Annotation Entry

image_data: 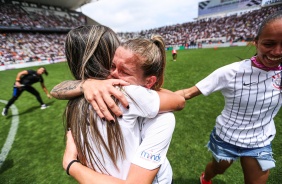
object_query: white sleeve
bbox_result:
[196,62,237,96]
[123,85,160,118]
[131,112,175,170]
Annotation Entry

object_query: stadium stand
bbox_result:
[0,0,90,67]
[1,0,281,68]
[117,4,282,49]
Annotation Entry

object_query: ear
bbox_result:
[144,76,157,89]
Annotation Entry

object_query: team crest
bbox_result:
[272,73,282,89]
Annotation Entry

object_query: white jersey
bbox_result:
[196,59,282,148]
[133,112,175,184]
[84,85,160,179]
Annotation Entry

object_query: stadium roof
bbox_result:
[18,0,92,10]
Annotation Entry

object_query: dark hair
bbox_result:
[39,66,48,76]
[255,10,282,41]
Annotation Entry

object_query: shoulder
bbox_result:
[208,60,247,80]
[215,61,244,73]
[26,70,36,75]
[121,85,160,118]
[196,60,246,95]
[123,85,158,97]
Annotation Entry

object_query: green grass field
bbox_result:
[0,46,281,184]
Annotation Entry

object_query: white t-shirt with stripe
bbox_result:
[196,59,282,148]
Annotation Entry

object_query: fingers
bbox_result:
[63,130,77,170]
[83,79,129,121]
[88,99,112,121]
[102,94,123,119]
[107,79,129,109]
[109,87,129,109]
[111,79,130,86]
[85,88,114,121]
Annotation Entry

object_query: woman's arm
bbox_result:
[51,79,130,121]
[40,82,52,99]
[68,163,158,184]
[15,70,28,81]
[157,88,185,112]
[63,131,157,184]
[175,86,202,100]
[50,80,82,100]
[14,70,28,87]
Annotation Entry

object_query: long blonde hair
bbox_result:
[64,25,125,173]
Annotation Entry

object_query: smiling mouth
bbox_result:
[267,56,282,61]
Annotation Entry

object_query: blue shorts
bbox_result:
[207,128,275,171]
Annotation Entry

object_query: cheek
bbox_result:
[256,45,267,54]
[110,69,117,76]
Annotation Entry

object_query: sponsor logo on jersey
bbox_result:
[140,150,161,163]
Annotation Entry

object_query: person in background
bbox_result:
[175,10,282,184]
[172,49,177,61]
[52,25,184,183]
[2,66,52,116]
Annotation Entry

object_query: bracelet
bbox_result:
[66,160,80,175]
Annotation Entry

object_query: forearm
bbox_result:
[15,70,27,81]
[42,87,49,95]
[50,80,83,99]
[157,88,185,112]
[69,162,155,184]
[175,86,202,100]
[15,74,21,81]
[69,162,125,184]
[64,131,154,184]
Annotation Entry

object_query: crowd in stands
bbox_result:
[0,3,85,29]
[0,3,281,66]
[0,32,65,65]
[118,5,282,48]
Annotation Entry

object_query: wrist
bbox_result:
[66,160,80,175]
[80,80,86,94]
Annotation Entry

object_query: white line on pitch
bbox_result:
[0,100,19,168]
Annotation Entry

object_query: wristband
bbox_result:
[66,160,79,175]
[16,79,20,82]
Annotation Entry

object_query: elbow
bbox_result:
[50,90,59,99]
[176,97,186,111]
[50,90,55,97]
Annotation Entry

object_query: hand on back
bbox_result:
[83,79,130,121]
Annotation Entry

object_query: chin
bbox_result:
[262,57,280,67]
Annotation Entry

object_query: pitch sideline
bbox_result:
[0,99,19,168]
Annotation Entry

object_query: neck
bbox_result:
[251,56,282,71]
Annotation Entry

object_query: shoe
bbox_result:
[199,173,212,184]
[2,108,8,116]
[41,104,48,109]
